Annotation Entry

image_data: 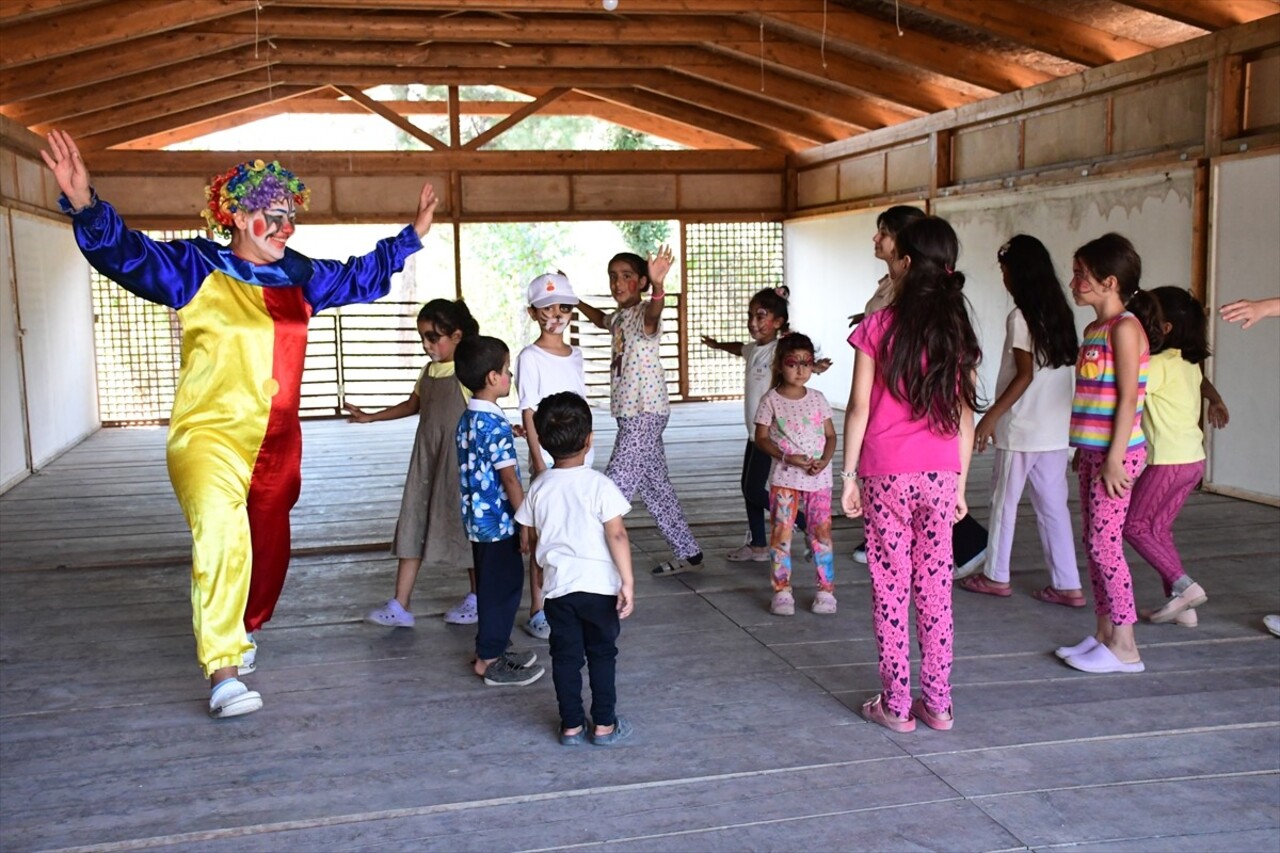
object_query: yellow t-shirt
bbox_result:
[419,360,472,403]
[1141,349,1204,465]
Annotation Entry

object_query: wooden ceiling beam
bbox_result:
[3,53,269,127]
[576,88,806,152]
[85,148,788,176]
[757,8,1050,93]
[269,1,815,12]
[214,8,741,43]
[636,74,853,145]
[1118,0,1279,30]
[0,0,270,69]
[335,85,449,150]
[514,89,754,149]
[894,0,1152,66]
[0,32,259,103]
[0,0,111,26]
[74,86,327,151]
[461,87,569,150]
[708,38,974,114]
[42,74,289,139]
[663,61,897,129]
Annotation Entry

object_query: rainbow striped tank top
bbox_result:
[1069,312,1148,450]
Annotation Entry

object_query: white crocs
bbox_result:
[209,679,263,719]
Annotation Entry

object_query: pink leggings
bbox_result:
[1076,447,1146,625]
[1123,460,1204,596]
[863,471,956,719]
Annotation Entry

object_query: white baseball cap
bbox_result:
[527,273,579,308]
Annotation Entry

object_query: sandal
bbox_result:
[1032,586,1086,608]
[652,558,698,577]
[911,697,954,731]
[956,575,1012,598]
[859,693,915,733]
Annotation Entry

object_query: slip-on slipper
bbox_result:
[911,697,954,731]
[1033,586,1086,608]
[1054,636,1101,660]
[860,693,915,733]
[592,717,633,746]
[1064,643,1144,674]
[957,575,1012,597]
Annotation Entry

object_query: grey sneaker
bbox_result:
[483,656,545,686]
[592,717,634,746]
[503,648,538,669]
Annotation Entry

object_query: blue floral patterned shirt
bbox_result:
[456,398,520,542]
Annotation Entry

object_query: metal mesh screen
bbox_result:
[683,221,784,400]
[90,230,191,425]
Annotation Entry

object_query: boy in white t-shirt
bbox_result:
[514,392,636,747]
[516,272,593,641]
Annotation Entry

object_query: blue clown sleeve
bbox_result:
[64,194,212,310]
[303,225,423,313]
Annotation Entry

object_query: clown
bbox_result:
[42,130,439,718]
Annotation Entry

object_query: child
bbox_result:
[576,246,703,576]
[514,392,636,746]
[1125,287,1229,627]
[515,272,592,641]
[847,205,928,565]
[842,216,980,732]
[1055,233,1162,675]
[455,335,544,686]
[703,288,830,562]
[346,299,478,628]
[753,334,837,615]
[959,235,1083,606]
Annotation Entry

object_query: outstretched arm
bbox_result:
[41,130,92,211]
[1220,297,1280,330]
[575,300,609,330]
[700,336,745,357]
[344,391,419,423]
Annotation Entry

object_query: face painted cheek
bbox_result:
[542,315,569,334]
[251,218,267,238]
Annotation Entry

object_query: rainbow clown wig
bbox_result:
[202,159,310,239]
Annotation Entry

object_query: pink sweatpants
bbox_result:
[863,471,956,719]
[1123,460,1204,596]
[1076,447,1146,626]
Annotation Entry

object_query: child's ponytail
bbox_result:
[1150,286,1210,363]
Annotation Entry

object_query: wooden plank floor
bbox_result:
[1,402,1277,852]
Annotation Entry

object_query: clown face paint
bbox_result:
[244,199,297,262]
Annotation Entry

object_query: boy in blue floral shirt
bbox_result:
[455,335,545,687]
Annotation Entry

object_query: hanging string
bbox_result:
[254,0,261,58]
[895,0,905,37]
[821,0,828,69]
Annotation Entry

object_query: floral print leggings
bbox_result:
[863,471,957,719]
[768,485,834,592]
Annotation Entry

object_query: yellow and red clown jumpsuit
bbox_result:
[66,195,422,678]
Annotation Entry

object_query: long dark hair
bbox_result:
[770,332,815,388]
[750,286,790,333]
[879,217,983,434]
[877,205,927,238]
[419,298,479,338]
[1151,286,1210,363]
[998,235,1078,368]
[1074,233,1163,352]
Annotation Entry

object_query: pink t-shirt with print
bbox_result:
[754,387,833,492]
[847,309,961,478]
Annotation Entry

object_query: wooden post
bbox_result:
[1190,160,1210,304]
[677,221,689,401]
[448,86,461,149]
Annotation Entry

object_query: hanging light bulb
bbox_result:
[602,0,618,10]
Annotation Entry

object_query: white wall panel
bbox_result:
[1207,153,1280,503]
[0,209,29,491]
[9,211,98,468]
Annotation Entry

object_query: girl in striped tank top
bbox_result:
[1056,233,1163,675]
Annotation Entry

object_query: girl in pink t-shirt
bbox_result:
[841,217,981,733]
[753,333,837,616]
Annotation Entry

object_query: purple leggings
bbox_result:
[863,471,956,719]
[1123,460,1204,596]
[1076,447,1146,625]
